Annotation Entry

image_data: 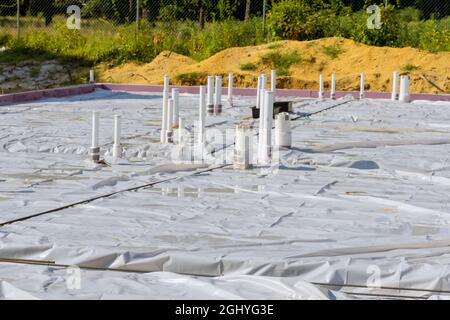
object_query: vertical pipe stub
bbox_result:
[275,112,292,148]
[89,70,95,84]
[392,71,399,101]
[331,74,336,100]
[163,74,170,92]
[214,75,223,115]
[234,124,253,170]
[178,117,185,145]
[359,73,365,100]
[161,89,169,143]
[259,90,274,164]
[399,75,410,103]
[90,111,100,163]
[207,76,215,115]
[256,75,262,109]
[319,74,324,100]
[172,88,179,126]
[166,99,174,143]
[227,73,233,106]
[112,115,122,160]
[198,85,206,146]
[271,70,277,97]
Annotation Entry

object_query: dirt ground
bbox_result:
[99,37,450,94]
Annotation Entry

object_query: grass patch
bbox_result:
[401,63,420,72]
[277,69,291,76]
[240,63,257,71]
[321,44,343,59]
[260,50,301,69]
[266,43,282,49]
[175,72,208,85]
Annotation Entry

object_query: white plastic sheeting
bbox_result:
[1,90,450,299]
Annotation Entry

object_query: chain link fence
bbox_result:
[1,1,448,39]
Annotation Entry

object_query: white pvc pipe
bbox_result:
[90,111,100,162]
[234,124,252,170]
[91,111,99,148]
[275,112,291,148]
[163,74,170,92]
[160,90,169,143]
[214,75,222,114]
[207,75,214,114]
[227,73,233,106]
[392,71,399,100]
[166,99,174,143]
[113,115,122,159]
[178,117,184,144]
[172,88,179,126]
[331,74,336,100]
[89,70,95,83]
[256,76,262,109]
[271,70,276,96]
[359,73,365,100]
[260,90,274,164]
[399,75,410,103]
[198,86,206,145]
[319,74,324,100]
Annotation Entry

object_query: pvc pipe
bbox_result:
[163,74,170,92]
[198,86,206,145]
[260,90,274,164]
[207,76,214,115]
[359,73,365,100]
[112,115,122,160]
[214,75,222,115]
[256,76,262,109]
[275,112,291,148]
[90,111,100,163]
[178,117,184,144]
[160,89,169,143]
[399,75,410,103]
[391,71,399,100]
[172,88,179,126]
[89,70,95,83]
[319,74,324,100]
[234,124,253,170]
[227,73,233,106]
[331,74,336,100]
[166,99,174,143]
[271,70,276,96]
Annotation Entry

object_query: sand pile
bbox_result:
[99,37,450,94]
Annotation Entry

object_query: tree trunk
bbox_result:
[245,0,251,21]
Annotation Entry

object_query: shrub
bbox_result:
[260,50,301,69]
[321,44,343,59]
[240,63,257,71]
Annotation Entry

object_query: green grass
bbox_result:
[321,44,343,59]
[175,72,208,85]
[401,63,420,72]
[266,43,282,49]
[260,50,301,69]
[240,63,257,71]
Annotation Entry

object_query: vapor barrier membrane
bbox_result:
[1,89,450,299]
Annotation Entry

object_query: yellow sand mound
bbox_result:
[98,37,450,94]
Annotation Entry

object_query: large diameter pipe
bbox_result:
[359,73,365,100]
[207,76,214,115]
[234,124,253,170]
[331,74,336,100]
[275,112,291,148]
[172,88,179,126]
[391,71,399,100]
[399,75,410,103]
[198,85,206,145]
[214,75,222,115]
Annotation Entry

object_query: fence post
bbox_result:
[136,0,140,36]
[262,0,267,39]
[16,0,20,39]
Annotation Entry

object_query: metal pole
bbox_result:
[136,0,140,35]
[262,0,266,38]
[16,0,20,39]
